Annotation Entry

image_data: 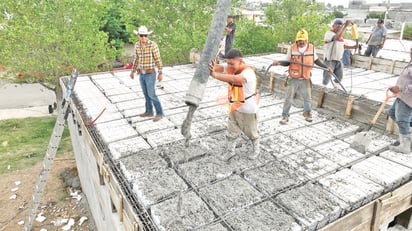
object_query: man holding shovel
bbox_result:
[272,29,331,124]
[387,47,412,154]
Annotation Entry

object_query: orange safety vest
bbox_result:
[289,44,314,79]
[226,66,258,112]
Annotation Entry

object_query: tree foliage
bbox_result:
[100,0,130,51]
[264,0,332,47]
[120,0,243,65]
[0,0,117,85]
[0,0,337,89]
[234,19,275,55]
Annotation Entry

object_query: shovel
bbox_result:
[350,89,396,153]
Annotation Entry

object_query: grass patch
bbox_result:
[0,116,72,174]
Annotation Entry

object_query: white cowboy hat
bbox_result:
[133,26,153,36]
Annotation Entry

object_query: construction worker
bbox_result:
[322,19,352,87]
[387,47,412,154]
[224,15,236,58]
[364,19,387,58]
[209,48,260,161]
[273,29,331,124]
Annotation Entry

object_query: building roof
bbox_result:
[67,51,412,230]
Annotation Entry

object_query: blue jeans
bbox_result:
[282,78,311,117]
[342,50,351,66]
[139,72,163,116]
[323,60,343,86]
[364,45,380,57]
[387,98,412,135]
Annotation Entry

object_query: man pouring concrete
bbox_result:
[387,47,412,154]
[209,48,260,161]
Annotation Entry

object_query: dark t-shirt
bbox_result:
[225,22,236,51]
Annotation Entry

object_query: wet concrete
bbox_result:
[69,53,412,230]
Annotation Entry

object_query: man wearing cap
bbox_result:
[130,25,164,122]
[322,19,352,87]
[209,48,260,161]
[224,15,236,58]
[273,29,331,124]
[364,19,387,57]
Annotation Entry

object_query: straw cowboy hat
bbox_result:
[133,26,153,36]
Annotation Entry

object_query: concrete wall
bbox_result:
[67,112,125,231]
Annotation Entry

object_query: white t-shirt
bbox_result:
[324,30,345,61]
[236,68,259,114]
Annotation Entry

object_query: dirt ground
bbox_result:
[0,151,96,231]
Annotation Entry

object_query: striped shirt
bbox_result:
[132,40,163,73]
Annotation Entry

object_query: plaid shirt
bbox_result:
[132,40,163,73]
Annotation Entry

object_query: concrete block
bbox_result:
[351,156,412,192]
[145,128,185,147]
[95,119,138,143]
[119,149,168,181]
[243,160,305,196]
[313,140,364,167]
[284,126,333,147]
[261,133,306,158]
[380,150,412,168]
[132,168,188,208]
[281,149,340,179]
[226,200,303,231]
[275,182,348,231]
[108,136,151,160]
[198,175,264,216]
[177,155,232,188]
[318,168,384,210]
[150,191,215,231]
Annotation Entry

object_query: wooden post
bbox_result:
[372,199,383,231]
[317,87,326,108]
[386,117,395,134]
[269,72,275,93]
[390,60,396,74]
[345,95,355,119]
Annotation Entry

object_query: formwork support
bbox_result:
[345,95,355,119]
[320,181,412,231]
[269,72,275,93]
[317,87,326,108]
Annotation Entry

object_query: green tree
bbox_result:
[120,0,242,65]
[100,0,129,51]
[0,0,117,89]
[264,0,332,47]
[234,18,275,55]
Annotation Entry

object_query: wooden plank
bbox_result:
[319,201,375,231]
[103,161,146,231]
[371,58,395,73]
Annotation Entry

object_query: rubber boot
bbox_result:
[390,134,411,154]
[249,138,260,160]
[219,138,236,162]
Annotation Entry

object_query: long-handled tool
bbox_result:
[350,88,397,154]
[278,60,347,93]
